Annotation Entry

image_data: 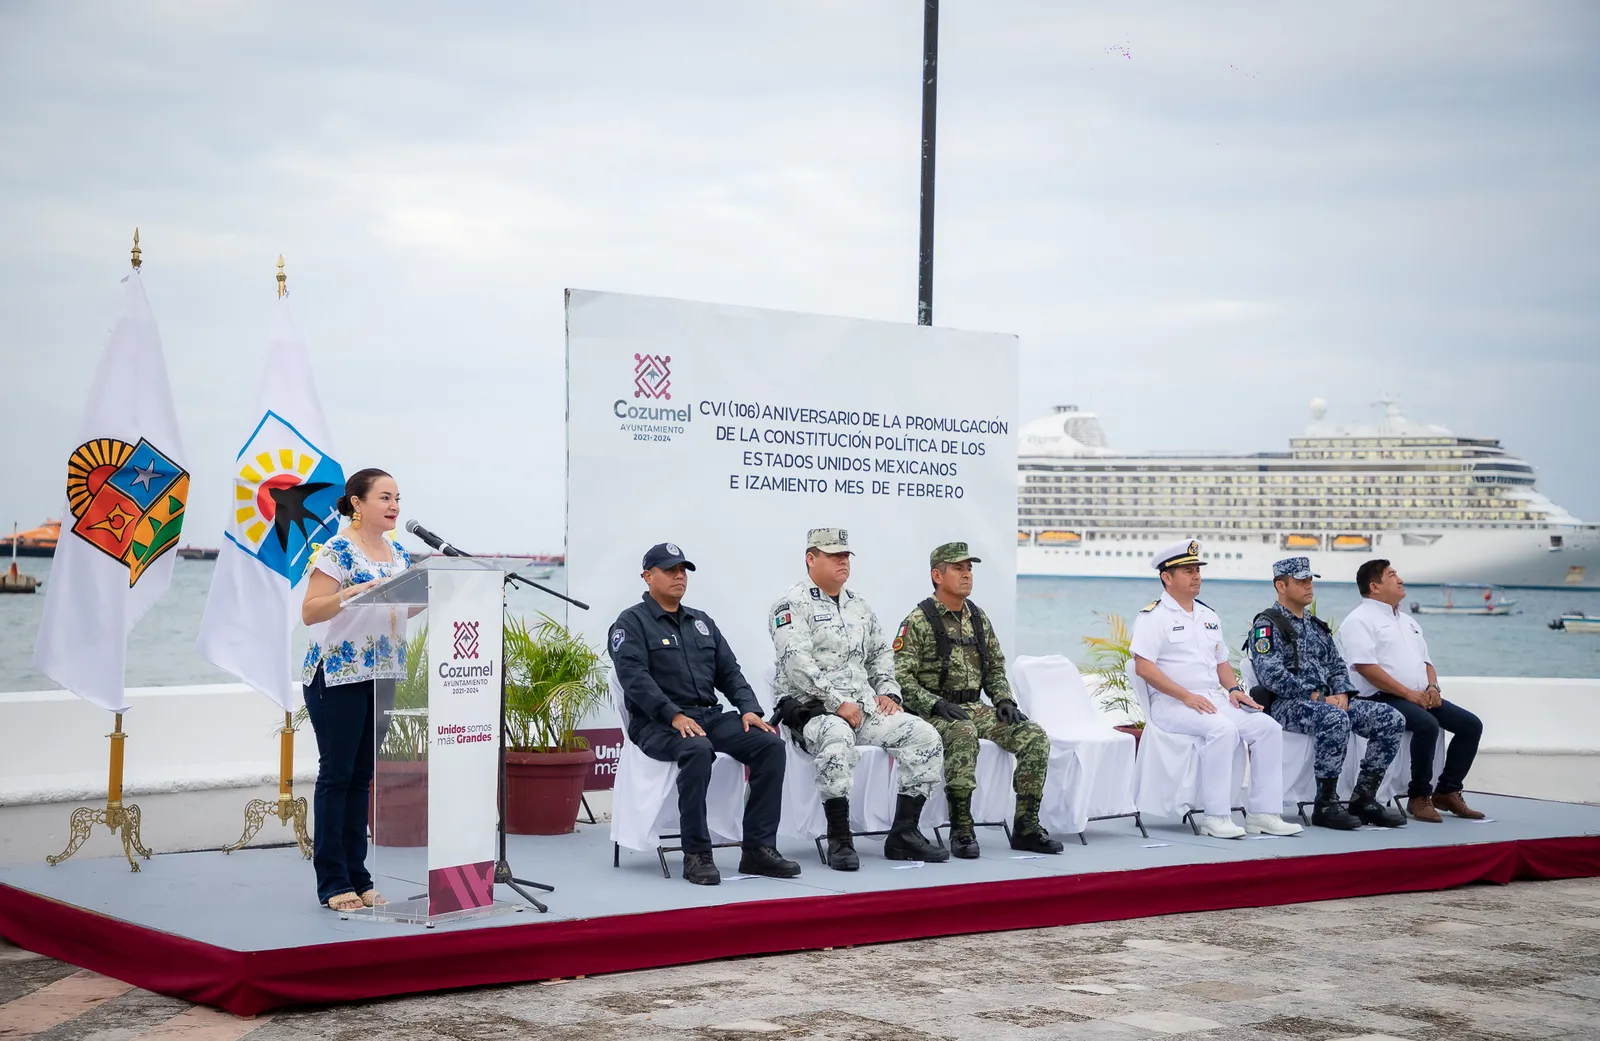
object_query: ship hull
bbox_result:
[0,544,55,558]
[1018,524,1600,589]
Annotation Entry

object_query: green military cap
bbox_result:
[930,541,981,566]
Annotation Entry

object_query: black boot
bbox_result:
[1349,772,1407,828]
[739,845,802,878]
[883,793,949,862]
[1009,794,1065,854]
[946,790,980,859]
[680,851,721,886]
[822,796,858,871]
[1311,777,1363,830]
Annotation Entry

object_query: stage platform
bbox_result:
[2,793,1598,1016]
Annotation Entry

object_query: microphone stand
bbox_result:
[419,536,590,914]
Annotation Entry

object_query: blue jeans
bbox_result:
[303,669,376,904]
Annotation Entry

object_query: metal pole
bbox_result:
[916,0,939,326]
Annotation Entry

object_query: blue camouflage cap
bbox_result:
[1272,556,1319,580]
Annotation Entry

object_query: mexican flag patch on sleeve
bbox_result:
[891,622,908,652]
[1252,622,1272,654]
[773,610,793,629]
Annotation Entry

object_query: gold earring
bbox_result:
[352,510,362,531]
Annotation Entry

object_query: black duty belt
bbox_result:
[940,689,981,704]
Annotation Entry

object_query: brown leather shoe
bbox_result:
[1407,795,1443,823]
[1433,790,1486,819]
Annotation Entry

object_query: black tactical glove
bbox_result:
[930,699,970,721]
[994,699,1028,725]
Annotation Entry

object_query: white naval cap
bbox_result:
[1152,538,1206,571]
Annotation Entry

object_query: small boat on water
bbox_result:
[0,519,59,558]
[1549,613,1600,634]
[2,524,39,593]
[1410,584,1518,616]
[177,547,220,561]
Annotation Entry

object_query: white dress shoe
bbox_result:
[1245,812,1304,836]
[1197,814,1246,839]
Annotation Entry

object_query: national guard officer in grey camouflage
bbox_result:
[768,528,948,871]
[1247,557,1407,830]
[894,542,1063,858]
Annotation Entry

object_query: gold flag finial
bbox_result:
[276,254,287,298]
[131,228,142,270]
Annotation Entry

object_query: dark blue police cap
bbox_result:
[642,542,696,571]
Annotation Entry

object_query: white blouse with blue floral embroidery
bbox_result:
[301,534,413,687]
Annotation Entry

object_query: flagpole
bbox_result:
[45,232,157,873]
[224,254,312,859]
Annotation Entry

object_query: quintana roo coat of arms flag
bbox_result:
[197,299,345,711]
[34,270,189,713]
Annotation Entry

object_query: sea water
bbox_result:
[0,559,1596,692]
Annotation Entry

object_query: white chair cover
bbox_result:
[1011,655,1136,836]
[1240,657,1316,811]
[607,672,747,855]
[918,739,1017,832]
[1126,659,1246,821]
[757,667,899,841]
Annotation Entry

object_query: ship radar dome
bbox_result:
[1309,397,1327,420]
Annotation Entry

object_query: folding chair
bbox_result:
[607,673,747,878]
[1239,657,1319,824]
[1126,660,1246,834]
[916,738,1016,850]
[760,667,899,865]
[1011,655,1144,843]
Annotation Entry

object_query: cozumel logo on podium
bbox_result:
[225,411,344,584]
[66,437,190,587]
[633,353,672,399]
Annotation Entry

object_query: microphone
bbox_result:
[404,519,468,557]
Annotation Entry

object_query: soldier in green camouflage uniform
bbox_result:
[894,543,1064,858]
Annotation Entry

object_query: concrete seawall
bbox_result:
[2,676,1596,866]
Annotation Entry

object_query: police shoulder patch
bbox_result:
[1139,599,1160,614]
[610,628,626,651]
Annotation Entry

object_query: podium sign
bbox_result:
[349,556,513,925]
[424,566,502,915]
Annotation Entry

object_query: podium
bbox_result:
[343,556,528,925]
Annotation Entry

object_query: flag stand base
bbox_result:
[47,713,152,872]
[224,714,312,858]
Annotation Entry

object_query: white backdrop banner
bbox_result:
[566,290,1018,727]
[425,566,502,915]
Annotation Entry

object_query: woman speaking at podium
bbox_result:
[299,467,412,912]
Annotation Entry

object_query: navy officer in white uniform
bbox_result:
[1130,539,1302,839]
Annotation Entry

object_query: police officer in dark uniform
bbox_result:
[608,542,800,885]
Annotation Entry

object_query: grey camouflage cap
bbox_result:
[806,528,852,554]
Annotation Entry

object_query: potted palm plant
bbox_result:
[502,614,609,835]
[1082,611,1144,747]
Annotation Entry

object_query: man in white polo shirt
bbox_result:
[1130,539,1302,839]
[1339,559,1485,823]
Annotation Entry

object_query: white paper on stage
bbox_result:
[424,567,502,914]
[566,290,1018,727]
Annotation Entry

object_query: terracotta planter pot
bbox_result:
[1114,724,1144,751]
[505,748,596,835]
[371,759,428,847]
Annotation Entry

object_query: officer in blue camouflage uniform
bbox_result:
[1247,557,1407,829]
[894,542,1063,859]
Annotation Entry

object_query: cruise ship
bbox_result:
[1017,399,1599,588]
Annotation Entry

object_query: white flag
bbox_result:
[196,299,344,710]
[33,271,189,712]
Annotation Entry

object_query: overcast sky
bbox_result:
[3,1,1597,553]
